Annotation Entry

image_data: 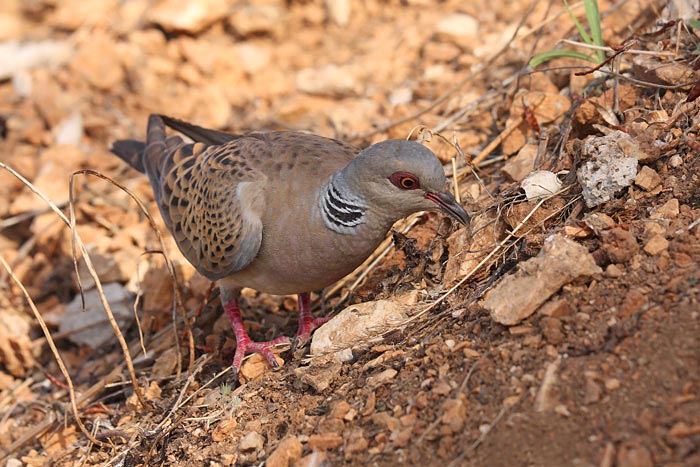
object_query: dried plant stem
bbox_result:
[0,256,108,448]
[66,173,148,410]
[451,157,461,204]
[0,162,149,411]
[153,355,215,432]
[1,361,127,461]
[558,39,674,56]
[70,169,193,376]
[470,116,524,167]
[0,377,33,415]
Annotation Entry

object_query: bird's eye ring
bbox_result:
[389,171,420,190]
[400,177,416,189]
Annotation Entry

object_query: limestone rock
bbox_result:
[483,235,601,325]
[577,132,639,207]
[521,170,562,201]
[310,300,414,360]
[148,0,230,34]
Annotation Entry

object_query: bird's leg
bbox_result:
[296,292,331,342]
[223,299,290,372]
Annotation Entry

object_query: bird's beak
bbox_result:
[425,190,470,225]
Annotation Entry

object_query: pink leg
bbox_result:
[224,300,290,372]
[296,292,331,342]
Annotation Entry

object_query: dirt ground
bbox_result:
[1,0,699,466]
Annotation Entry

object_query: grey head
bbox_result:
[334,139,470,226]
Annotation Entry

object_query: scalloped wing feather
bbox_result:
[148,135,267,280]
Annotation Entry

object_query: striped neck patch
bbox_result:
[320,179,366,234]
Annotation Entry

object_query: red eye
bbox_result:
[389,172,420,190]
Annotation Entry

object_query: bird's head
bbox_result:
[349,140,470,225]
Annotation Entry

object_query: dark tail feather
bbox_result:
[110,114,167,173]
[141,114,169,182]
[160,114,239,145]
[110,140,146,173]
[146,114,167,146]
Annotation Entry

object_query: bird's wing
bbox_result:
[160,114,243,145]
[143,116,269,280]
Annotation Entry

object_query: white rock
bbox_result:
[325,0,350,26]
[310,300,413,360]
[521,170,562,201]
[436,13,479,39]
[0,40,73,80]
[60,283,134,348]
[577,132,639,207]
[235,43,271,74]
[54,111,83,146]
[11,70,32,97]
[296,64,357,96]
[389,86,413,107]
[669,154,683,167]
[147,0,229,34]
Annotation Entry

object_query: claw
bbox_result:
[225,299,291,373]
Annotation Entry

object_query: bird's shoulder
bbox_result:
[165,131,358,182]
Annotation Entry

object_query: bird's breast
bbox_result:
[221,198,389,295]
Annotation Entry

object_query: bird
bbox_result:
[111,114,470,376]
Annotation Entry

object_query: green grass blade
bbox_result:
[529,49,598,68]
[584,0,605,62]
[563,0,592,44]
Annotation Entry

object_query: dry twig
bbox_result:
[0,256,108,449]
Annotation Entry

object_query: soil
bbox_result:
[1,0,699,466]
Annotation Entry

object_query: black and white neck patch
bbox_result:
[320,179,366,234]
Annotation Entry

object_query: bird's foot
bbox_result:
[232,334,291,373]
[288,292,331,356]
[224,299,291,375]
[295,315,332,343]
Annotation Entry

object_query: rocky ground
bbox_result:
[1,0,699,465]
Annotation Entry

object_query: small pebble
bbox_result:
[576,312,591,322]
[669,154,683,167]
[605,378,621,391]
[239,431,264,452]
[605,264,623,277]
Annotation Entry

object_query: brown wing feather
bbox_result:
[155,140,266,280]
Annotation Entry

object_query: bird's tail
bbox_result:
[110,115,167,174]
[110,139,146,173]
